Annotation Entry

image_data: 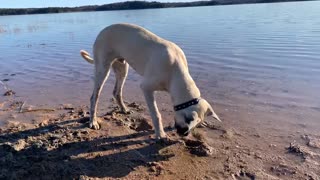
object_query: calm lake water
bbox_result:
[0,1,319,131]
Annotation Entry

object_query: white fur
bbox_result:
[80,23,220,139]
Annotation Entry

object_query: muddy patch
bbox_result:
[103,103,153,132]
[128,116,153,131]
[127,102,145,112]
[287,142,307,159]
[302,135,320,149]
[270,164,297,176]
[287,141,320,165]
[232,169,256,180]
[183,139,215,157]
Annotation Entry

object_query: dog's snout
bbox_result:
[175,124,189,136]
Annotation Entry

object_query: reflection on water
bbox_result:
[0,1,319,129]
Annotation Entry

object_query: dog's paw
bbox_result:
[120,108,131,114]
[154,132,167,140]
[89,121,101,130]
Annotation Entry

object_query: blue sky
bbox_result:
[1,0,198,8]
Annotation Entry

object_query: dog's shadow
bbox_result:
[0,117,176,179]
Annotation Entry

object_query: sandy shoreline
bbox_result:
[1,1,320,179]
[1,86,320,179]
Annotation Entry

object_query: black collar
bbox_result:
[174,98,200,111]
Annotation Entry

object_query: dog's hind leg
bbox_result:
[112,59,129,113]
[89,53,113,130]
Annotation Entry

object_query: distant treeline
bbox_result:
[0,0,314,16]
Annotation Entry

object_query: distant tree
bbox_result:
[0,0,315,16]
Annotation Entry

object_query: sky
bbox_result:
[1,0,198,8]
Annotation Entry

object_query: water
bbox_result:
[0,1,319,130]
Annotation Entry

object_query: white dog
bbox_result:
[80,23,220,139]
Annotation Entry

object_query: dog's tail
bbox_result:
[80,50,94,64]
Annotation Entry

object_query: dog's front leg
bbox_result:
[141,83,166,139]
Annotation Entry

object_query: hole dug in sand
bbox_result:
[182,131,215,157]
[128,117,153,132]
[183,139,214,157]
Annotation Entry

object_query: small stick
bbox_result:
[22,108,55,113]
[19,101,26,113]
[0,80,9,90]
[1,80,16,97]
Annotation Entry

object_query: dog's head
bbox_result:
[174,99,221,136]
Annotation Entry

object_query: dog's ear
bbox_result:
[203,100,221,122]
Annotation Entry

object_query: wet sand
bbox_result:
[1,84,320,179]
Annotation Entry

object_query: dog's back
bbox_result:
[94,23,188,76]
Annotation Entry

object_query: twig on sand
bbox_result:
[21,108,56,113]
[19,101,26,113]
[0,80,9,90]
[1,80,16,96]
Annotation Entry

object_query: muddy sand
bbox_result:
[0,95,319,180]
